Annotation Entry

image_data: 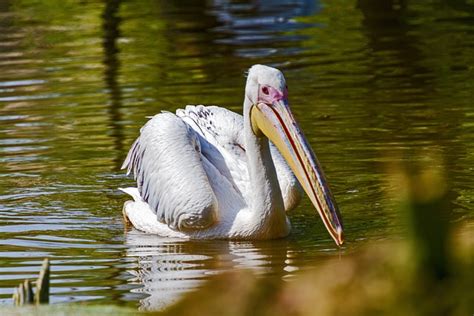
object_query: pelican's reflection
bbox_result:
[124,229,297,311]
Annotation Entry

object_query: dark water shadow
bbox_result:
[102,0,125,170]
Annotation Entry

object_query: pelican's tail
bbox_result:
[119,187,143,203]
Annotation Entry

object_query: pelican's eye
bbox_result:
[262,86,269,95]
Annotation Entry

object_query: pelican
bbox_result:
[120,64,344,245]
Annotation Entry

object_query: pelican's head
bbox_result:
[245,64,344,246]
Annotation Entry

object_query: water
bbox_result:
[0,0,473,310]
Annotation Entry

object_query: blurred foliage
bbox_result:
[162,238,472,316]
[161,214,472,315]
[4,161,472,315]
[3,225,471,315]
[0,304,136,316]
[159,159,473,315]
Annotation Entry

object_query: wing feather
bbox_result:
[122,112,218,231]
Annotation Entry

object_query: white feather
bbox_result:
[121,66,303,240]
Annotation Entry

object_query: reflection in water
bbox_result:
[125,229,295,311]
[357,0,432,91]
[357,0,468,218]
[102,0,124,169]
[211,0,318,26]
[210,0,319,57]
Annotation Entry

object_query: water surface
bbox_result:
[0,0,473,309]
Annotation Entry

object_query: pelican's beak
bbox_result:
[251,99,344,246]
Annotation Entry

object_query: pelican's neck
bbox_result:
[243,101,286,232]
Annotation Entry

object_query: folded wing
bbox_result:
[122,112,218,231]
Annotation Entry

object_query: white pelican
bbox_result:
[121,64,344,245]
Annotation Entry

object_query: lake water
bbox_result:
[0,0,473,310]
